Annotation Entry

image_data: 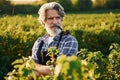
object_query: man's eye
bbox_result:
[47,17,61,20]
[56,17,61,19]
[47,17,53,20]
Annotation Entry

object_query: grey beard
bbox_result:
[46,27,62,37]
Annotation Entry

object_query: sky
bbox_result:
[10,0,41,4]
[11,0,35,1]
[12,0,36,1]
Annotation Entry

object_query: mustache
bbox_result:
[50,24,62,30]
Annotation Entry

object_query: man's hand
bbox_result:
[34,63,52,76]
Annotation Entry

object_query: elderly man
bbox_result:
[32,2,78,76]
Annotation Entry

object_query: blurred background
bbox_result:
[0,0,120,15]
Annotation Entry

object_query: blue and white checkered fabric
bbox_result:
[32,32,78,63]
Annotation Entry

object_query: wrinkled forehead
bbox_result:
[45,9,61,18]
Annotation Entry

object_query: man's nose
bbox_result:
[53,18,58,24]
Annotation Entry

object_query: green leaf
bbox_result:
[22,68,32,77]
[14,64,22,69]
[12,59,23,65]
[116,65,120,73]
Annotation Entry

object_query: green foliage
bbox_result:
[54,55,82,80]
[78,0,92,11]
[0,13,120,79]
[107,43,120,79]
[0,0,13,14]
[59,0,73,11]
[106,0,120,9]
[47,47,59,65]
[0,55,10,79]
[48,47,59,56]
[13,4,39,14]
[0,14,44,79]
[4,43,120,80]
[4,56,36,80]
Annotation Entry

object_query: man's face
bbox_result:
[43,9,63,36]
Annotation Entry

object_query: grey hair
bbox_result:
[38,2,65,25]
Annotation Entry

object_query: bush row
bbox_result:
[4,43,120,80]
[0,13,120,79]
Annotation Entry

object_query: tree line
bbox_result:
[0,0,120,14]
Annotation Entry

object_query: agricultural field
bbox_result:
[0,12,120,79]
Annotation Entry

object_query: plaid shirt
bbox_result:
[32,32,78,63]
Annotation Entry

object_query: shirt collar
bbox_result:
[42,34,49,43]
[42,31,63,42]
[53,31,63,41]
